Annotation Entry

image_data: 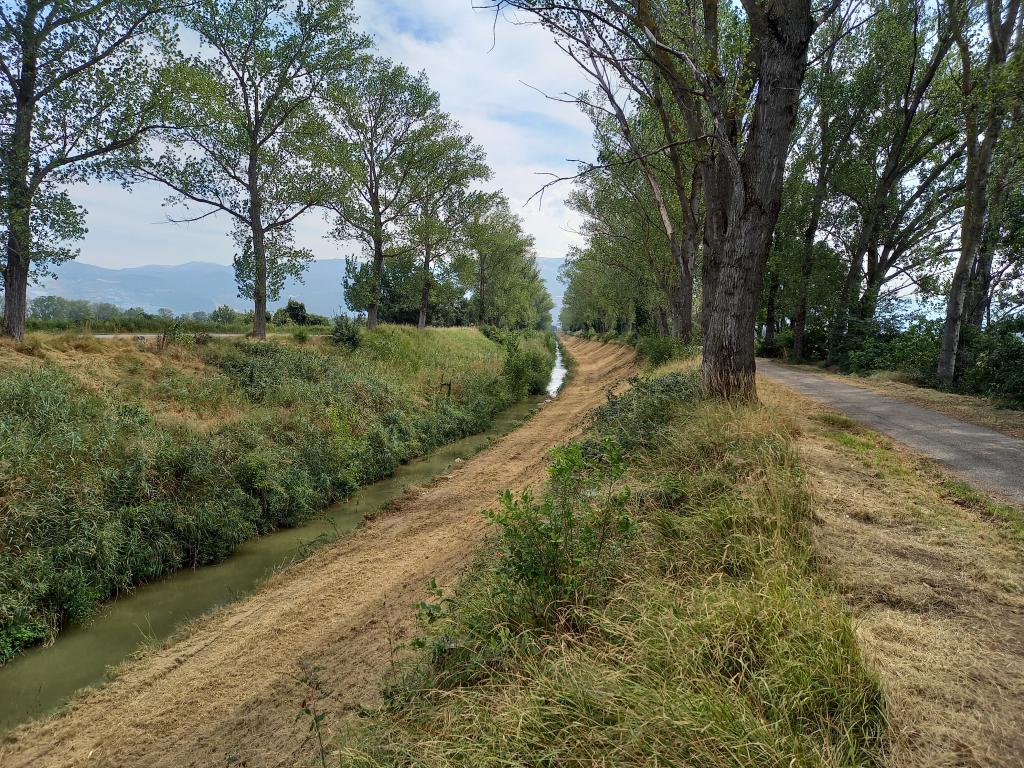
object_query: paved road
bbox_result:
[759,360,1024,505]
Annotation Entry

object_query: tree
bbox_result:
[825,0,963,360]
[327,57,447,330]
[138,0,366,338]
[492,0,820,399]
[938,0,1022,381]
[407,134,490,329]
[0,0,172,339]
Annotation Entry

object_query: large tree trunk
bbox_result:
[367,235,384,331]
[2,230,30,341]
[2,45,37,342]
[418,242,431,330]
[701,3,814,400]
[248,158,268,340]
[669,265,693,343]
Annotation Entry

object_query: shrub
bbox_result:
[478,324,506,344]
[842,317,942,382]
[329,315,362,350]
[501,334,555,397]
[636,334,677,365]
[484,438,632,630]
[291,328,310,344]
[959,318,1024,404]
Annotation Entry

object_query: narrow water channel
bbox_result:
[0,348,566,734]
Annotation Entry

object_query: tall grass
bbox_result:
[337,369,887,767]
[0,326,555,663]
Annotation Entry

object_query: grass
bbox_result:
[0,326,555,664]
[333,366,888,767]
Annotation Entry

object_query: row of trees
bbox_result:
[507,0,1021,399]
[1,0,552,342]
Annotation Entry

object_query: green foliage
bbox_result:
[484,439,632,629]
[635,334,682,365]
[500,332,556,398]
[24,295,330,334]
[837,316,1024,404]
[958,318,1024,404]
[635,334,675,364]
[329,315,363,350]
[842,318,943,382]
[338,370,886,766]
[0,327,553,662]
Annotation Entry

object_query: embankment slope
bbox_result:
[0,337,638,768]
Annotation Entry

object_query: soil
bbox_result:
[0,336,638,768]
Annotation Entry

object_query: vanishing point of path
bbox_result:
[0,337,639,768]
[759,360,1024,505]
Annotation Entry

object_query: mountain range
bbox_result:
[29,257,566,320]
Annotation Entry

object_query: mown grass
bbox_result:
[0,326,555,663]
[335,368,887,767]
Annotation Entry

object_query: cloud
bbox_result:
[71,2,592,269]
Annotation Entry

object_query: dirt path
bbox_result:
[0,337,639,768]
[759,360,1024,505]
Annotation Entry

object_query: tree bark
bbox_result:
[669,277,693,342]
[418,242,432,330]
[367,233,384,331]
[701,2,815,400]
[248,156,268,339]
[2,36,38,342]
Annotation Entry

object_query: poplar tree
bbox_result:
[139,0,366,338]
[0,0,172,340]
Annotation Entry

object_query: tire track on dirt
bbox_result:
[0,337,638,768]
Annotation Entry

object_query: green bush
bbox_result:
[329,315,362,350]
[636,334,678,365]
[959,318,1024,404]
[484,439,632,630]
[500,333,556,397]
[842,318,941,382]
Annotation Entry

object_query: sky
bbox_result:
[70,1,593,270]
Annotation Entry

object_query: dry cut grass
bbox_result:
[760,379,1024,768]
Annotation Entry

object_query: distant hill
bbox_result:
[29,256,566,321]
[29,260,349,317]
[536,257,565,324]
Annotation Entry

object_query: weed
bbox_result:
[329,316,362,350]
[295,659,331,768]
